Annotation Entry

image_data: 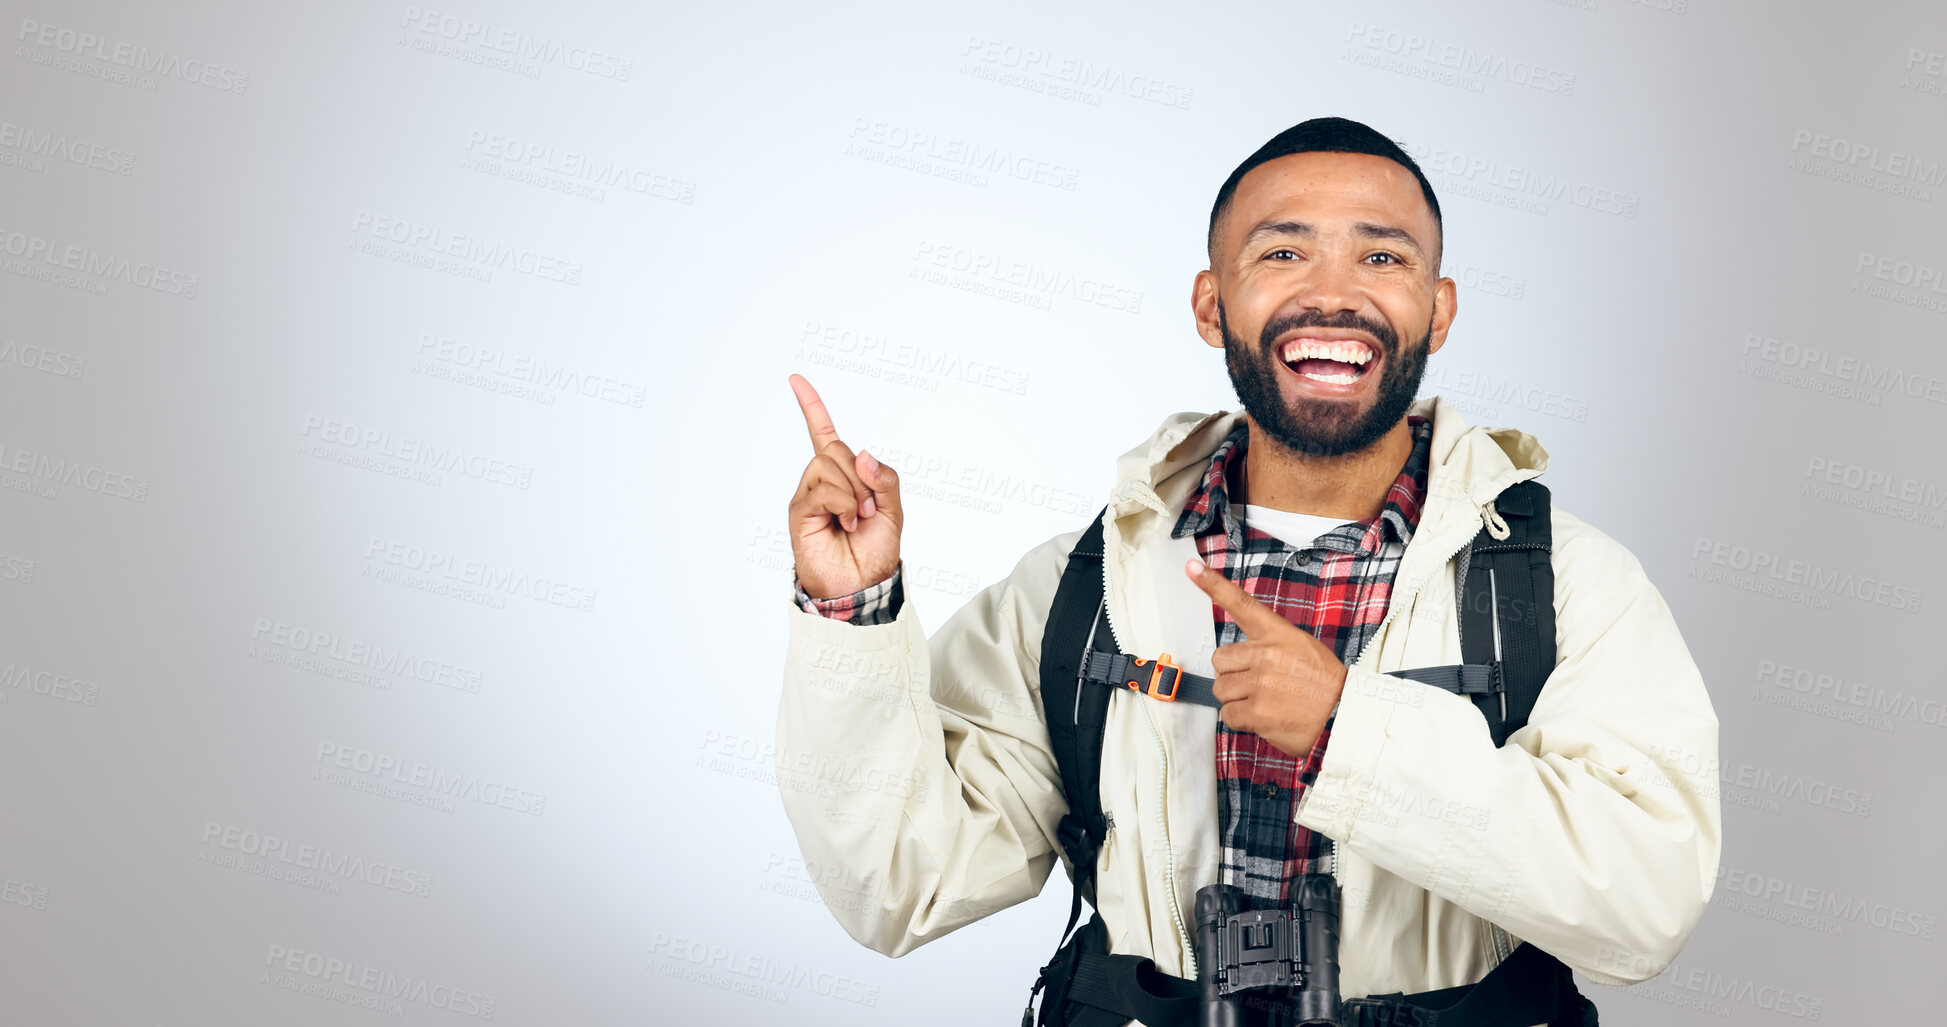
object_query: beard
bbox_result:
[1219,298,1433,459]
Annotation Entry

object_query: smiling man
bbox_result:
[777,117,1721,1027]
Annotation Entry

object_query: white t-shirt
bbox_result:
[1236,504,1359,551]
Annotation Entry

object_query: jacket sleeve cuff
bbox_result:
[1295,665,1422,839]
[783,571,923,666]
[791,562,904,625]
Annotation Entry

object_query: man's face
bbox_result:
[1193,151,1456,458]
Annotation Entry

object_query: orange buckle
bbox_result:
[1127,652,1183,701]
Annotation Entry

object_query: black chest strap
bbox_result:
[1080,645,1506,715]
[1064,483,1560,750]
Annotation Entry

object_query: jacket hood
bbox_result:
[1103,394,1550,549]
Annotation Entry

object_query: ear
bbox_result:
[1192,269,1224,350]
[1426,274,1458,357]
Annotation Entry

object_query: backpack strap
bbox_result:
[1371,478,1558,747]
[1455,479,1557,745]
[1024,504,1118,1026]
[1037,504,1115,907]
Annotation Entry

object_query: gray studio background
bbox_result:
[2,0,1942,1023]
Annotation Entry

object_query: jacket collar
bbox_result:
[1104,395,1550,555]
[1094,395,1550,681]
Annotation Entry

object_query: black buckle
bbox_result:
[1213,908,1305,995]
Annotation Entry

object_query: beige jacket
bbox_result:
[775,395,1721,1020]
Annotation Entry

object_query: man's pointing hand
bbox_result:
[787,374,903,600]
[1185,557,1347,758]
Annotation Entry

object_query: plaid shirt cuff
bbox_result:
[790,562,904,625]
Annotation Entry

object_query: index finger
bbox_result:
[1186,557,1294,640]
[789,374,842,453]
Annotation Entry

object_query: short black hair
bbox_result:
[1207,117,1443,271]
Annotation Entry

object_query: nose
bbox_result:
[1291,257,1363,321]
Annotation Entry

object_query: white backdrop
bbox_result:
[2,0,1943,1024]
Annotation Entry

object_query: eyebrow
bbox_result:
[1241,218,1425,257]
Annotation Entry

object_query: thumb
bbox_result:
[857,450,901,523]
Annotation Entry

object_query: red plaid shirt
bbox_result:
[1173,416,1432,907]
[791,415,1434,909]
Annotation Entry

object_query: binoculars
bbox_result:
[1194,876,1341,1027]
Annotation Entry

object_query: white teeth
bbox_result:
[1301,371,1360,385]
[1279,338,1373,365]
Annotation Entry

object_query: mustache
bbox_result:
[1257,310,1399,355]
